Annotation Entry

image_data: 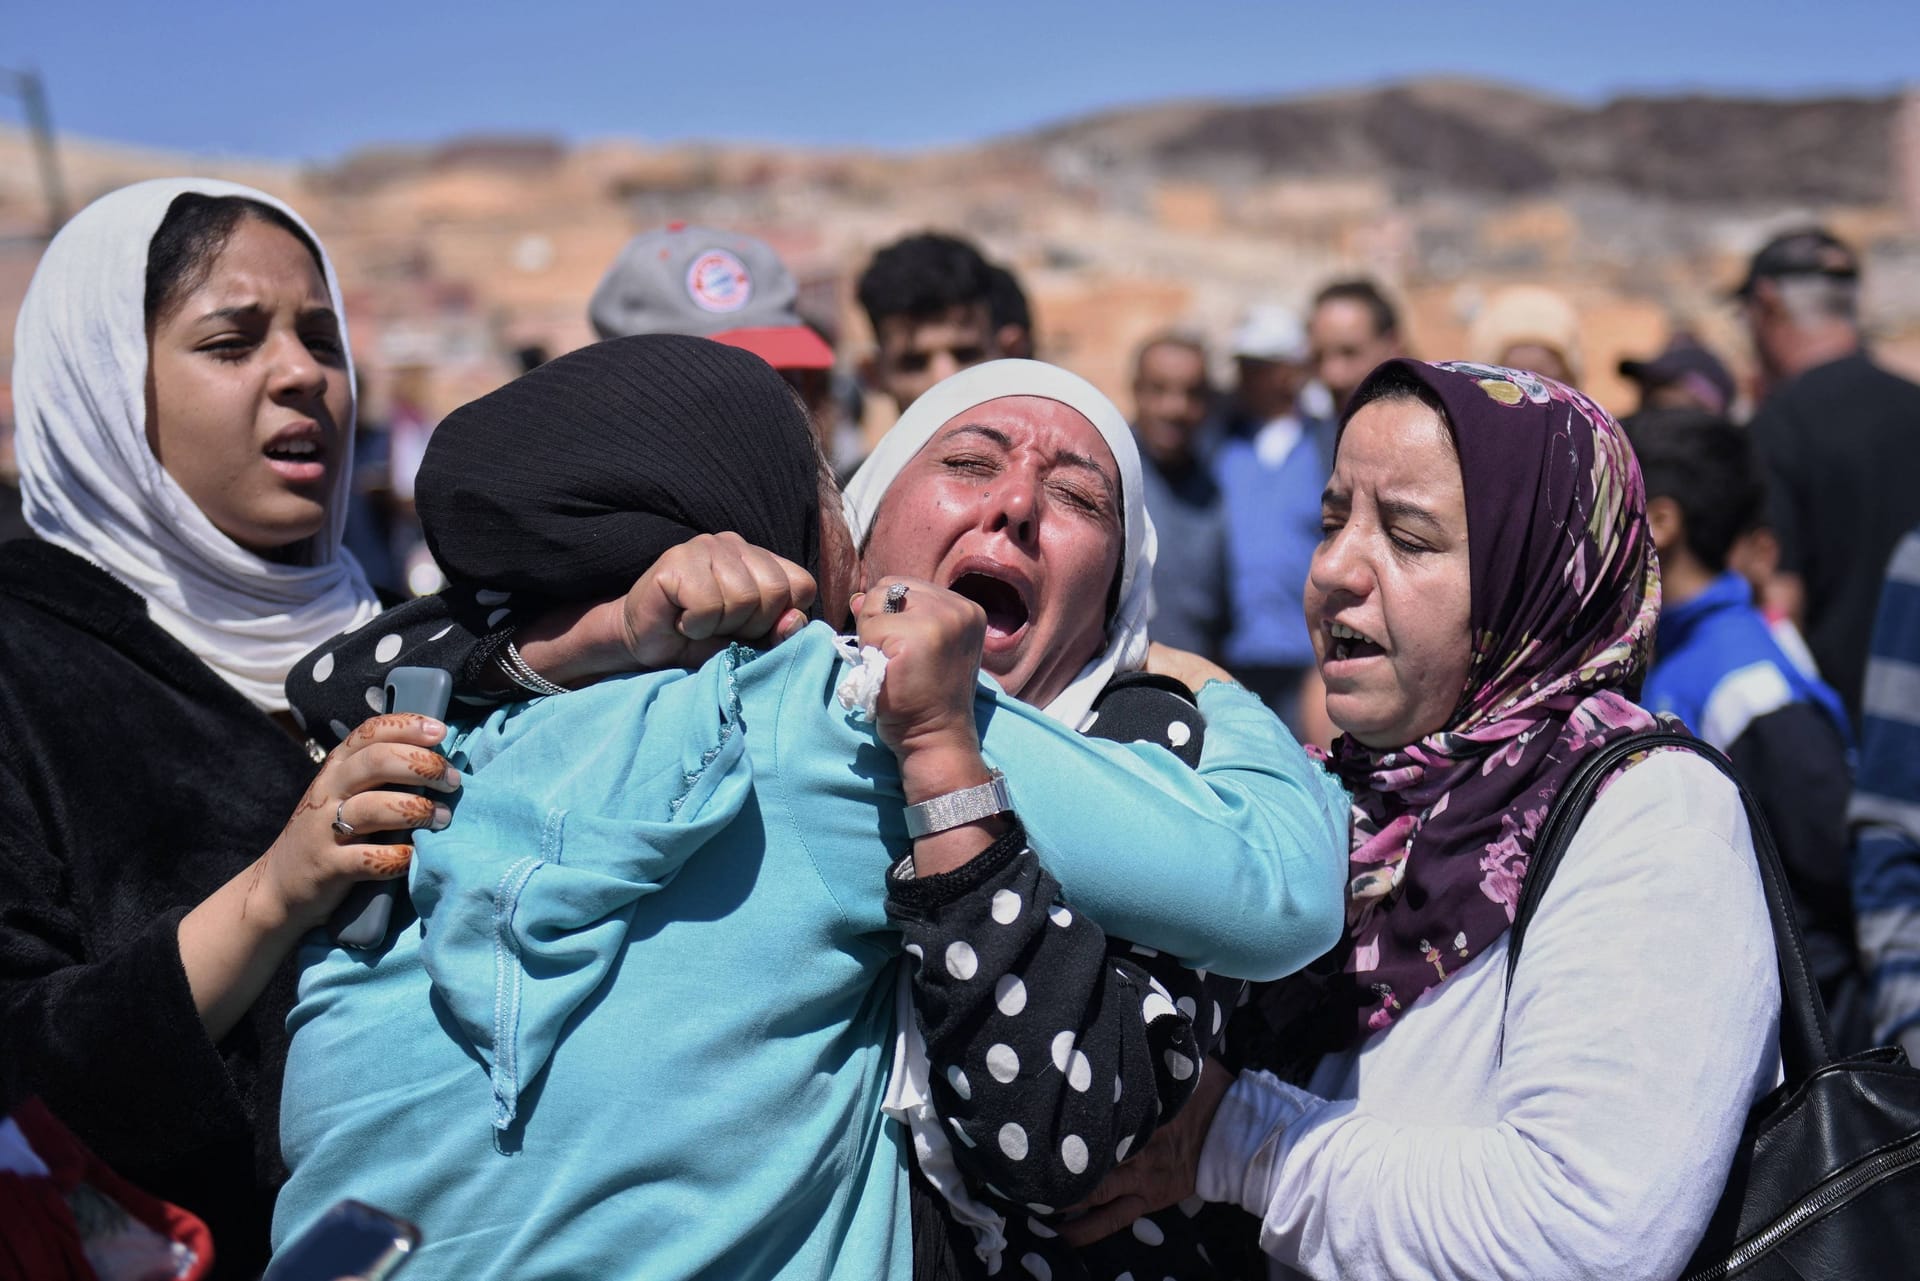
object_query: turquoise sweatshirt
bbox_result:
[274,625,1347,1280]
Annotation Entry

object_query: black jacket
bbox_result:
[1750,353,1920,725]
[0,540,316,1280]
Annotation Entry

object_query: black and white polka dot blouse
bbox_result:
[887,676,1253,1280]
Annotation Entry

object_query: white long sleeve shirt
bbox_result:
[1198,752,1782,1281]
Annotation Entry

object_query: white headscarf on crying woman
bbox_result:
[11,177,379,714]
[840,358,1157,729]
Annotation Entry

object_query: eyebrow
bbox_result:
[1320,486,1447,534]
[944,423,1013,450]
[196,303,338,325]
[941,421,1119,507]
[1377,497,1447,534]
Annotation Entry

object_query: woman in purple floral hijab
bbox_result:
[1074,360,1780,1281]
[1314,357,1662,1041]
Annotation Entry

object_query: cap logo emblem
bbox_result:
[686,249,752,313]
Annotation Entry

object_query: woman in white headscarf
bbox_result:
[0,178,460,1279]
[842,358,1156,730]
[829,360,1333,1281]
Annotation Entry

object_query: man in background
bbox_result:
[856,232,996,411]
[1307,277,1403,416]
[1129,332,1226,658]
[1739,227,1920,727]
[1213,306,1335,734]
[988,262,1035,359]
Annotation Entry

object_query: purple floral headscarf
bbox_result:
[1308,359,1660,1048]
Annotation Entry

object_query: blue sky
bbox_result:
[6,0,1915,160]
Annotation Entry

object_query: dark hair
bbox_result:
[1620,409,1764,570]
[986,263,1031,332]
[144,193,327,329]
[1342,361,1452,449]
[1312,278,1400,339]
[856,232,994,336]
[1134,330,1206,367]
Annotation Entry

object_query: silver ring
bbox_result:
[331,798,355,838]
[883,583,909,614]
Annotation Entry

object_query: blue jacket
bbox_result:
[1644,572,1859,1019]
[1642,571,1849,751]
[274,625,1348,1280]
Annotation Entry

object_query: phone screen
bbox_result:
[263,1199,420,1281]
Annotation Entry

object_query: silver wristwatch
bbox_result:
[903,769,1013,839]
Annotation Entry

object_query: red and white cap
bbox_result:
[587,224,834,370]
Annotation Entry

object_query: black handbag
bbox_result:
[1505,727,1920,1280]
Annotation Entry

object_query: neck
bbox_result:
[1771,322,1860,384]
[1659,552,1721,609]
[1146,443,1193,472]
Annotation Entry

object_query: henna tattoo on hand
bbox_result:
[360,845,413,877]
[406,750,449,782]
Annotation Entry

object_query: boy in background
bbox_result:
[855,232,996,412]
[1626,412,1864,1046]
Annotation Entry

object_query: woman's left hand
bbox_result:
[1060,1056,1236,1246]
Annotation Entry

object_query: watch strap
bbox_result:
[903,769,1013,839]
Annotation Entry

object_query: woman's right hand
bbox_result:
[502,534,816,691]
[257,713,461,932]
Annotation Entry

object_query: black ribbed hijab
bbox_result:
[417,334,822,616]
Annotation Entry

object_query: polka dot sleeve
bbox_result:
[886,674,1256,1278]
[890,834,1194,1212]
[887,844,1245,1233]
[284,593,500,750]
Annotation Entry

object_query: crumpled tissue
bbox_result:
[831,636,889,721]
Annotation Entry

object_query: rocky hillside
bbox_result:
[1018,78,1900,205]
[2,77,1914,421]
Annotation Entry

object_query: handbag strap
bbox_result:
[1502,727,1833,1084]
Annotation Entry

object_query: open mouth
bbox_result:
[949,571,1032,644]
[264,438,322,464]
[263,432,328,482]
[1326,620,1386,664]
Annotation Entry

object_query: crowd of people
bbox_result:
[0,172,1916,1281]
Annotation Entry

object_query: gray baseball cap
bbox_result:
[588,223,835,369]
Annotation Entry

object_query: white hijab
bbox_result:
[851,361,1160,1268]
[842,358,1157,730]
[12,178,379,713]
